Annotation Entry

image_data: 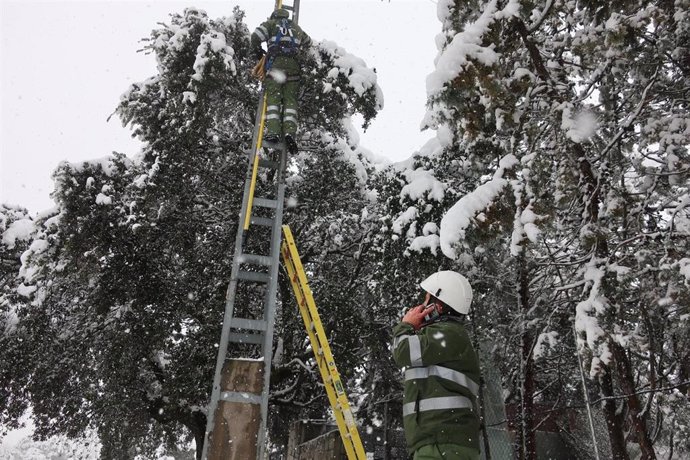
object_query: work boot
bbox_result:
[264,134,280,146]
[285,134,298,155]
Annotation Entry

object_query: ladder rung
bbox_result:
[258,159,280,170]
[231,318,268,331]
[228,331,264,344]
[254,197,278,209]
[240,253,273,267]
[251,216,274,227]
[237,271,270,283]
[220,391,262,405]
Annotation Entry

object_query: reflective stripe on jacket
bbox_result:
[392,319,481,453]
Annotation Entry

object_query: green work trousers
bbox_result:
[413,444,480,460]
[264,71,299,137]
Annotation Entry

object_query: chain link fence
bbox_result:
[477,341,689,460]
[480,353,514,460]
[281,344,688,459]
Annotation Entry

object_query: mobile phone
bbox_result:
[423,304,440,323]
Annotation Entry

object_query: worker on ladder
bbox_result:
[392,271,481,460]
[251,8,312,155]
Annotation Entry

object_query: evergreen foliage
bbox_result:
[1,205,36,437]
[1,1,689,459]
[377,0,690,457]
[0,7,381,458]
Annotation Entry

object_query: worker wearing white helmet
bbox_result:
[392,271,481,460]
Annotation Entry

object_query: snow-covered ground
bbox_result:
[0,413,100,459]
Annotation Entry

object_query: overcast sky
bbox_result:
[1,0,439,214]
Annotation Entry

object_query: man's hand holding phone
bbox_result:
[402,304,437,331]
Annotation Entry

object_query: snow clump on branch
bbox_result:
[2,217,36,250]
[192,31,236,81]
[400,168,445,202]
[427,0,520,97]
[439,154,519,259]
[319,40,383,104]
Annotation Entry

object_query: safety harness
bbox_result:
[265,18,299,74]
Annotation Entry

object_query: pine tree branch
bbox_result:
[513,18,551,82]
[527,0,554,33]
[594,68,659,162]
[590,381,690,404]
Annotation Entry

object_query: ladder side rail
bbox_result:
[256,148,288,459]
[250,89,266,154]
[280,227,367,460]
[282,227,363,422]
[293,0,300,25]
[201,178,252,460]
[275,0,300,25]
[311,315,363,446]
[201,89,269,460]
[281,248,363,460]
[244,94,269,230]
[282,255,360,460]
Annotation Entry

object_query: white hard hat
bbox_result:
[420,271,473,315]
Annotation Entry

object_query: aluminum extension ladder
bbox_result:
[281,226,367,460]
[201,1,301,458]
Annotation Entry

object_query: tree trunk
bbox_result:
[517,255,537,460]
[599,367,631,460]
[190,411,207,460]
[611,341,657,459]
[571,143,632,460]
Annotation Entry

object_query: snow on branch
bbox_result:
[560,104,598,143]
[392,206,418,235]
[319,40,382,103]
[427,0,520,98]
[408,234,441,256]
[2,218,36,250]
[191,31,236,82]
[510,202,542,256]
[574,259,612,377]
[440,154,518,259]
[679,258,690,282]
[400,168,445,202]
[533,330,559,360]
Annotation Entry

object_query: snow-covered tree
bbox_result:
[378,0,690,458]
[3,6,381,458]
[1,205,38,438]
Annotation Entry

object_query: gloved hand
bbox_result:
[402,304,436,331]
[253,47,266,60]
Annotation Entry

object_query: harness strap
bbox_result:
[268,18,298,57]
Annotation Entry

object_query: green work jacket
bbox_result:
[392,318,481,453]
[250,17,312,76]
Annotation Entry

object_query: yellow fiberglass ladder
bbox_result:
[201,1,300,459]
[281,225,368,460]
